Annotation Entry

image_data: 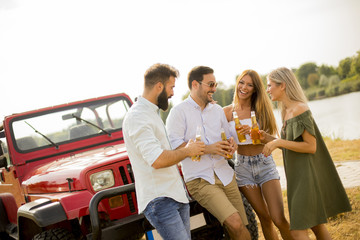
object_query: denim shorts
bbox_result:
[143,197,190,240]
[235,153,280,187]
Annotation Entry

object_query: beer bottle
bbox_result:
[191,126,202,161]
[221,128,233,160]
[251,111,261,145]
[233,112,246,143]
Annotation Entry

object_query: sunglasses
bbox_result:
[199,81,218,88]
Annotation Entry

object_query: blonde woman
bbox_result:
[262,67,351,240]
[223,70,292,240]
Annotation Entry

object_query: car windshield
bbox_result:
[11,96,130,152]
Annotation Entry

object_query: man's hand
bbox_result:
[205,140,232,158]
[185,139,205,157]
[228,137,237,155]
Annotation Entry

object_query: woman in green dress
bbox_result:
[260,67,351,240]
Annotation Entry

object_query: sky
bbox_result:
[1,0,360,119]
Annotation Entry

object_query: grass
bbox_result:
[272,138,360,166]
[257,187,360,240]
[326,187,360,240]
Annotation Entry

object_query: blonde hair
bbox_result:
[267,67,308,120]
[233,70,277,135]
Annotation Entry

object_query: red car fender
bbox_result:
[0,193,18,224]
[57,190,107,219]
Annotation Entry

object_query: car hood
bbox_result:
[22,144,128,194]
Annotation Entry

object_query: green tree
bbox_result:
[318,64,336,77]
[349,51,360,76]
[296,62,318,89]
[260,74,267,86]
[328,75,340,85]
[182,91,190,100]
[319,75,329,87]
[307,73,319,87]
[212,82,234,107]
[338,57,352,79]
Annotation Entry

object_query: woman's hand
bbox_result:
[262,139,281,157]
[259,130,276,143]
[237,125,251,135]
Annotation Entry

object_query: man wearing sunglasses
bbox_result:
[166,66,251,240]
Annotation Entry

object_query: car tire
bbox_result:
[32,228,76,240]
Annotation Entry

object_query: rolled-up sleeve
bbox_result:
[126,114,163,166]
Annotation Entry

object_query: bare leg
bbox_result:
[291,229,311,240]
[223,212,251,240]
[240,186,279,240]
[311,224,331,240]
[262,180,293,240]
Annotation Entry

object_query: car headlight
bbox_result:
[90,170,115,192]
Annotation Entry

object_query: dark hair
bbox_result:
[144,63,179,88]
[187,66,214,89]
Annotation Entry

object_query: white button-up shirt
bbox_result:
[166,96,235,186]
[122,96,189,213]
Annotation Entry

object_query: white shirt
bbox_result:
[122,96,189,213]
[166,96,235,186]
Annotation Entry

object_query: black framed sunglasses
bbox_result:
[199,81,218,88]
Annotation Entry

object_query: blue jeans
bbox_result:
[143,197,190,240]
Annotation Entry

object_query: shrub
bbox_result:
[307,73,319,87]
[317,89,326,97]
[306,88,317,100]
[325,85,339,97]
[341,74,359,83]
[350,80,360,92]
[339,82,352,94]
[329,75,340,85]
[319,75,329,87]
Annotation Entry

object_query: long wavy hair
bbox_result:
[233,70,278,135]
[267,67,308,121]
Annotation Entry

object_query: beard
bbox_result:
[197,87,214,105]
[205,91,214,104]
[157,88,169,111]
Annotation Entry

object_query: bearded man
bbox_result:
[122,63,205,240]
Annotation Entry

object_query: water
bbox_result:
[274,91,360,140]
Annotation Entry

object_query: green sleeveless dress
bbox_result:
[281,110,351,230]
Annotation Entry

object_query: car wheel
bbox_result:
[33,228,76,240]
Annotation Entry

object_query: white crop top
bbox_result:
[228,118,253,145]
